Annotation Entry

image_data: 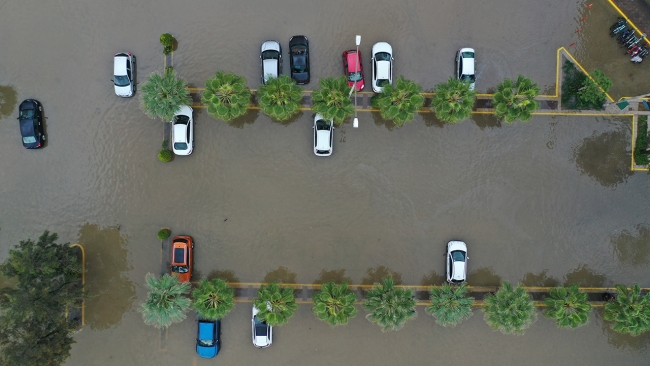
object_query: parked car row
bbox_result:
[167,235,273,358]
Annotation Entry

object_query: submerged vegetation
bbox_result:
[561,61,611,110]
[634,116,649,166]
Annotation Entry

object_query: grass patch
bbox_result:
[634,116,649,166]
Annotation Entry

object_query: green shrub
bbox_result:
[634,116,649,166]
[157,228,171,240]
[158,149,172,162]
[561,61,611,110]
[160,33,175,55]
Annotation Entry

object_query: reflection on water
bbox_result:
[573,127,633,188]
[0,85,17,119]
[78,224,135,331]
[521,269,560,287]
[467,267,502,287]
[471,114,501,130]
[313,269,353,285]
[371,112,398,131]
[420,270,445,287]
[225,109,259,129]
[611,225,650,267]
[563,264,607,287]
[596,308,650,353]
[263,266,297,284]
[361,266,402,285]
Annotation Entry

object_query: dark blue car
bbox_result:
[196,318,220,358]
[17,99,45,149]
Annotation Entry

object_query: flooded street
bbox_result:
[0,0,649,364]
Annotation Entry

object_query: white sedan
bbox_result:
[260,40,282,85]
[252,305,272,348]
[113,52,136,97]
[455,48,476,91]
[446,241,468,284]
[371,42,393,93]
[313,113,333,156]
[171,105,193,156]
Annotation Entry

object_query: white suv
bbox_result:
[446,241,468,284]
[371,42,393,93]
[260,41,282,85]
[313,114,333,156]
[455,48,475,91]
[113,52,136,97]
[171,106,194,156]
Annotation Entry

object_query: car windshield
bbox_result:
[451,250,466,262]
[114,75,130,87]
[462,51,475,58]
[316,120,331,131]
[171,265,189,273]
[262,50,279,60]
[23,136,37,144]
[376,79,389,87]
[461,74,476,83]
[198,339,214,347]
[375,52,391,61]
[348,72,362,82]
[20,109,34,119]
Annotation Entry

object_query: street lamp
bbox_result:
[352,35,361,128]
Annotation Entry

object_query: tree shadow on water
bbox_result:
[78,223,136,331]
[312,269,353,285]
[263,266,297,284]
[471,114,501,130]
[225,109,259,129]
[610,225,650,267]
[467,267,502,287]
[207,269,239,283]
[572,129,633,188]
[420,110,445,128]
[370,112,398,131]
[563,264,607,287]
[361,266,402,285]
[0,85,17,119]
[420,270,445,287]
[520,269,560,287]
[595,308,650,353]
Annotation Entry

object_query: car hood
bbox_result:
[261,41,280,52]
[448,241,467,252]
[114,84,132,97]
[372,42,392,55]
[254,335,271,347]
[197,345,217,358]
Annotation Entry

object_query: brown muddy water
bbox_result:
[0,0,649,364]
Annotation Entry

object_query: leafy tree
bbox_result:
[370,76,425,126]
[362,277,416,332]
[312,282,358,326]
[157,228,171,240]
[543,284,592,329]
[201,71,251,122]
[139,273,191,329]
[578,70,612,110]
[431,77,476,124]
[253,282,298,326]
[158,149,172,162]
[139,69,191,122]
[160,33,175,55]
[492,75,540,123]
[257,75,303,121]
[603,284,650,336]
[482,281,536,335]
[426,283,474,327]
[0,231,83,366]
[311,76,355,125]
[192,278,235,321]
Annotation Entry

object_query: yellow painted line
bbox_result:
[233,299,608,307]
[607,0,650,47]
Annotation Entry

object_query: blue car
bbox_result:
[196,318,220,358]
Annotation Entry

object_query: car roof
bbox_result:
[261,41,280,52]
[376,60,390,80]
[462,58,475,74]
[20,120,35,136]
[372,42,392,55]
[173,124,188,143]
[114,55,128,75]
[345,51,360,71]
[452,262,466,280]
[316,130,331,150]
[198,320,215,338]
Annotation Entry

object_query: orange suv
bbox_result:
[170,235,193,282]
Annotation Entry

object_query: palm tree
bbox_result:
[201,71,251,122]
[191,278,235,321]
[311,76,355,125]
[370,76,425,126]
[312,282,358,326]
[253,282,298,326]
[140,70,191,121]
[257,75,303,121]
[362,277,416,332]
[603,284,650,336]
[431,77,476,124]
[543,284,592,329]
[492,75,540,123]
[139,273,191,329]
[482,281,536,335]
[426,283,474,327]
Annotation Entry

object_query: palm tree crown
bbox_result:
[257,75,303,121]
[192,278,235,321]
[426,283,475,327]
[140,70,191,121]
[253,282,298,326]
[311,76,355,125]
[370,76,425,126]
[201,71,252,122]
[543,284,591,329]
[603,284,650,336]
[492,75,540,123]
[362,277,417,332]
[431,77,476,124]
[312,282,358,326]
[482,281,537,335]
[139,273,191,329]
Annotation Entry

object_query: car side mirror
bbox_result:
[111,79,114,82]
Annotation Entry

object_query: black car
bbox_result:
[18,99,45,149]
[289,36,310,84]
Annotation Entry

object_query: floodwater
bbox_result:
[0,0,649,364]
